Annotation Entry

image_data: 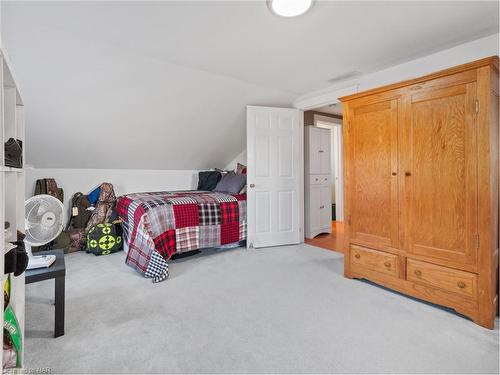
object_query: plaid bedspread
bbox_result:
[116,191,247,282]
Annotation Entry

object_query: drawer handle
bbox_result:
[315,178,319,181]
[319,150,324,153]
[354,254,360,259]
[457,281,466,289]
[384,261,391,268]
[320,205,325,209]
[414,270,422,277]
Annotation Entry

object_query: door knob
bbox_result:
[249,184,255,188]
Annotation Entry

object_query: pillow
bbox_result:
[214,172,247,194]
[214,168,233,175]
[197,171,222,191]
[236,163,247,175]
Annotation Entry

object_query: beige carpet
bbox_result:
[25,244,499,373]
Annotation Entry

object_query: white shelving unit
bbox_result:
[1,46,26,370]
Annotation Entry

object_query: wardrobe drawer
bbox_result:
[310,174,330,185]
[407,259,477,298]
[350,245,398,277]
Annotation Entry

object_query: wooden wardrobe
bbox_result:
[340,57,499,329]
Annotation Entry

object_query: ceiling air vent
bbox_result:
[327,71,362,84]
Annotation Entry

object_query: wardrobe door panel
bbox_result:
[404,82,478,267]
[348,99,399,250]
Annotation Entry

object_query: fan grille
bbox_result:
[25,195,65,246]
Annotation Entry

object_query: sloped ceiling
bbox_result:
[2,1,498,169]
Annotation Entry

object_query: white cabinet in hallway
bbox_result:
[319,131,331,174]
[304,126,332,239]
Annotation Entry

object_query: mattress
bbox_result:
[117,190,247,282]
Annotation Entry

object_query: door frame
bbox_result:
[304,107,344,224]
[314,116,344,221]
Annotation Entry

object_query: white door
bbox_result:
[247,106,303,248]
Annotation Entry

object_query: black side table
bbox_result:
[25,249,66,338]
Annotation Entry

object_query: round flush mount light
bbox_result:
[268,0,314,17]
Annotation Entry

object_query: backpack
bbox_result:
[85,183,117,233]
[86,223,123,256]
[56,193,92,254]
[34,178,64,203]
[68,193,92,229]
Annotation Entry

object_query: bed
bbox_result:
[116,190,246,282]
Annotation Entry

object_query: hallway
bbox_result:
[304,221,344,253]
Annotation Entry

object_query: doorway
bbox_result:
[303,103,344,253]
[316,120,343,221]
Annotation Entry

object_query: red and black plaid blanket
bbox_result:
[116,191,246,282]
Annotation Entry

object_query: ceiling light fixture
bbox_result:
[268,0,314,18]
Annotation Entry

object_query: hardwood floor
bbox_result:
[304,221,344,253]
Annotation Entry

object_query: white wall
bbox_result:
[295,33,500,109]
[224,150,247,171]
[26,168,200,212]
[3,3,296,170]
